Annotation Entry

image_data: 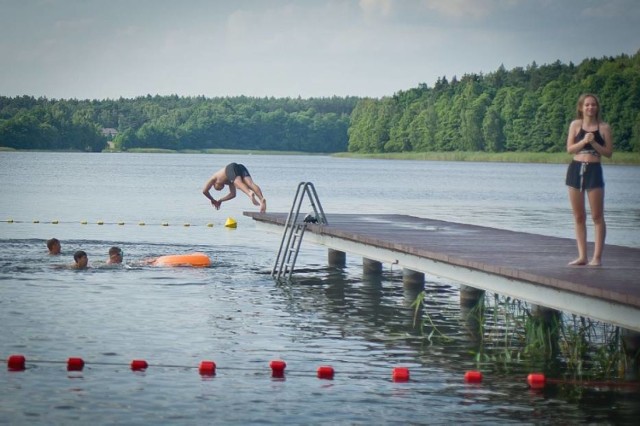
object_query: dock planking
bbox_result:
[245,212,640,331]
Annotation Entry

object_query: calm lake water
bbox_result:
[1,152,639,424]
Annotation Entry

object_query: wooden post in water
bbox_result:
[622,329,640,381]
[402,268,424,290]
[402,269,424,309]
[460,285,485,342]
[363,258,382,275]
[328,249,346,268]
[460,285,485,309]
[529,304,561,356]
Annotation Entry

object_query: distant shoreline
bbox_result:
[1,146,638,165]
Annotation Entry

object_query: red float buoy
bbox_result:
[317,365,334,379]
[392,367,410,382]
[464,370,483,383]
[199,360,216,376]
[527,373,546,389]
[67,357,85,371]
[130,359,148,371]
[7,354,26,371]
[270,359,286,378]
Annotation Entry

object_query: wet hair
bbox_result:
[46,238,60,250]
[109,246,122,257]
[576,93,602,122]
[73,250,87,262]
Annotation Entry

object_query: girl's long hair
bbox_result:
[576,93,602,122]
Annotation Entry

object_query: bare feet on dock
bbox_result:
[588,258,601,266]
[260,198,267,213]
[568,257,588,266]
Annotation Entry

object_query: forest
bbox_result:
[0,95,357,152]
[348,51,640,153]
[0,51,638,153]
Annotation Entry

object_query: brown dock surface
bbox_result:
[246,212,640,330]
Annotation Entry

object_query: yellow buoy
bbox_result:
[183,223,191,227]
[52,220,59,224]
[139,221,145,226]
[224,217,237,228]
[206,223,214,228]
[97,220,104,225]
[81,220,88,225]
[7,218,14,223]
[118,221,125,226]
[33,220,40,223]
[162,222,169,227]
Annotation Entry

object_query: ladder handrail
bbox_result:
[272,182,326,279]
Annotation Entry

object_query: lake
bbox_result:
[1,152,639,424]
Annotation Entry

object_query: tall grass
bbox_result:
[413,290,632,380]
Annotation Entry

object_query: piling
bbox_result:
[402,268,424,289]
[328,249,346,268]
[459,285,485,342]
[363,258,382,275]
[622,329,640,381]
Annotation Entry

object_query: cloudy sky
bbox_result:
[0,0,638,100]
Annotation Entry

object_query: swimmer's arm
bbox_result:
[202,177,217,202]
[217,184,237,204]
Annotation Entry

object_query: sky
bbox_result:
[0,0,638,100]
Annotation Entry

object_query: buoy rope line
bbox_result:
[6,355,640,388]
[1,218,239,228]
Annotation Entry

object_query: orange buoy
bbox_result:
[131,359,148,371]
[67,357,85,371]
[317,365,334,379]
[392,367,410,382]
[270,359,286,378]
[7,354,26,371]
[527,373,546,389]
[464,370,483,383]
[199,361,216,376]
[152,252,211,267]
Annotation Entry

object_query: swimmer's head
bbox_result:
[213,182,224,191]
[108,246,123,264]
[73,250,88,269]
[47,238,61,255]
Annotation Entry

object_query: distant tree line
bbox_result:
[348,51,640,153]
[1,52,638,153]
[0,95,357,152]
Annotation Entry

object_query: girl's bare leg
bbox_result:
[568,188,588,265]
[587,187,605,266]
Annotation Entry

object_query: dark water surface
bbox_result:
[1,152,639,424]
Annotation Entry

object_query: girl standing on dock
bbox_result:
[565,93,614,266]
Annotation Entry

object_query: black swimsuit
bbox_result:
[566,125,605,191]
[575,125,605,157]
[225,163,251,184]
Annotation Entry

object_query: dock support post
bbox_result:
[363,258,382,276]
[402,269,424,286]
[530,304,561,325]
[402,268,424,292]
[328,249,346,268]
[402,269,424,307]
[528,304,561,357]
[460,285,485,309]
[622,329,640,381]
[459,285,485,342]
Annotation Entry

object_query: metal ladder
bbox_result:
[272,182,328,280]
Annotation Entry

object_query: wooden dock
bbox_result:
[245,212,640,332]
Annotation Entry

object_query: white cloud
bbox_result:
[0,0,637,99]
